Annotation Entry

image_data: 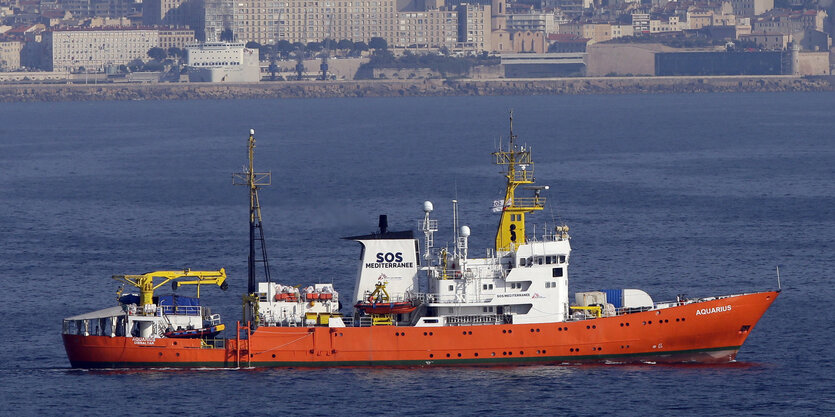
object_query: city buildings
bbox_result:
[44,27,159,72]
[186,41,260,81]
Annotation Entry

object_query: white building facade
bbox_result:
[46,28,159,72]
[186,41,260,82]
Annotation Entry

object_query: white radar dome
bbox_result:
[460,226,471,237]
[423,201,434,213]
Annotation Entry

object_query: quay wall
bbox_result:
[0,76,833,102]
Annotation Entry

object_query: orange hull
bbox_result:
[63,291,778,368]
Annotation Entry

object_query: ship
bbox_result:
[62,119,779,368]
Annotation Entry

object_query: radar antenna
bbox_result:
[492,110,545,252]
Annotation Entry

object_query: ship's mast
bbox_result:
[492,111,545,252]
[233,129,272,326]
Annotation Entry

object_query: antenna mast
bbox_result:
[233,129,272,325]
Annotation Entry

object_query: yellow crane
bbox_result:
[112,268,228,307]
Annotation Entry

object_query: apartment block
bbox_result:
[396,9,458,49]
[45,28,159,71]
[159,28,197,49]
[457,3,491,52]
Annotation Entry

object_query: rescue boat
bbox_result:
[62,121,779,368]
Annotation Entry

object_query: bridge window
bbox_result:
[558,255,566,263]
[520,258,526,266]
[552,267,563,277]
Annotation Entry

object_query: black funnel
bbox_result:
[379,215,388,235]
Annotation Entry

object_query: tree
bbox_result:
[147,47,167,61]
[268,61,279,80]
[127,58,144,72]
[144,60,164,72]
[351,41,369,57]
[369,37,387,50]
[220,28,234,42]
[167,47,185,59]
[245,41,261,49]
[306,41,323,52]
[276,40,294,57]
[322,38,337,51]
[337,39,354,51]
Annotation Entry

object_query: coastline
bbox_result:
[1,75,833,102]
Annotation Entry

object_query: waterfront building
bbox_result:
[185,41,260,81]
[143,0,204,30]
[275,0,397,44]
[396,9,459,49]
[506,11,560,34]
[632,12,650,35]
[458,3,491,52]
[738,31,788,50]
[159,27,197,49]
[60,0,135,19]
[0,40,22,70]
[559,23,611,45]
[44,28,159,72]
[730,0,773,18]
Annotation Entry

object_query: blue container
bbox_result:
[601,289,623,309]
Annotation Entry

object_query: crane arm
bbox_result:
[112,268,227,306]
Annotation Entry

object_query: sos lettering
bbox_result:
[376,252,403,262]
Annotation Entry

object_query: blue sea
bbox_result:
[0,93,833,415]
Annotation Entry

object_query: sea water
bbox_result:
[0,93,833,415]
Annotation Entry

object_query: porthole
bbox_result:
[474,352,479,357]
[272,354,276,358]
[446,353,451,358]
[457,353,462,357]
[430,354,434,358]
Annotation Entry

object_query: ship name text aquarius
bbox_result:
[695,305,732,315]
